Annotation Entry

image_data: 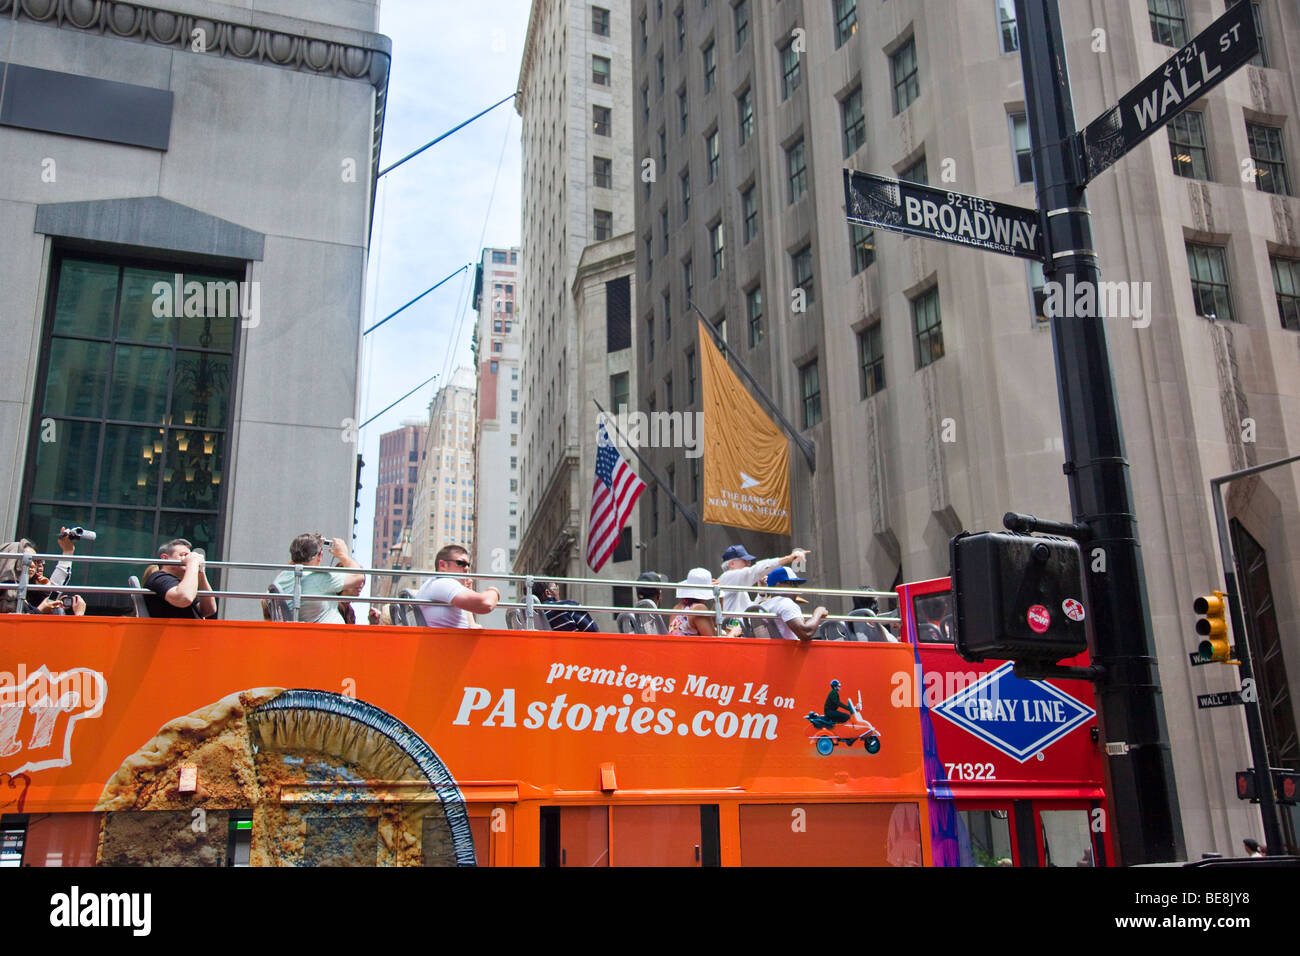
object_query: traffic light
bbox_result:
[1194,590,1230,662]
[950,531,1089,663]
[1235,771,1257,801]
[1276,770,1299,806]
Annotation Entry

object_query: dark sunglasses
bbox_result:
[450,558,472,569]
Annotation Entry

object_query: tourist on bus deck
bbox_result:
[272,533,365,625]
[668,567,737,637]
[1242,838,1266,858]
[0,529,85,615]
[759,566,829,641]
[413,544,499,628]
[142,538,217,618]
[531,579,598,632]
[635,570,666,605]
[717,543,811,615]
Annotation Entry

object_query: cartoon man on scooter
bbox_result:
[806,679,882,755]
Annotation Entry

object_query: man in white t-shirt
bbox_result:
[717,543,811,615]
[414,544,500,628]
[759,566,828,641]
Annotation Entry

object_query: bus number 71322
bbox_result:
[945,762,996,780]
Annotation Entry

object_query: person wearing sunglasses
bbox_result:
[413,544,500,628]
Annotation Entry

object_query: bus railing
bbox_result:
[0,550,901,636]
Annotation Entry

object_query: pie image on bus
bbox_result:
[94,689,474,867]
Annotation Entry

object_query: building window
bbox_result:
[780,41,801,100]
[651,486,659,535]
[1028,260,1048,323]
[642,83,650,123]
[492,251,507,263]
[592,55,611,86]
[1010,112,1033,183]
[747,286,763,346]
[787,138,807,202]
[900,155,928,185]
[686,348,697,403]
[593,5,611,36]
[1238,0,1267,67]
[1246,123,1291,196]
[511,411,519,424]
[509,525,517,540]
[681,171,691,219]
[841,86,865,157]
[678,88,689,134]
[659,128,667,171]
[706,128,720,182]
[710,222,725,277]
[1148,0,1187,47]
[734,0,749,50]
[646,315,655,361]
[912,286,943,368]
[738,88,754,145]
[1271,257,1300,332]
[703,41,716,91]
[492,341,502,353]
[663,290,672,339]
[799,360,822,428]
[593,105,611,136]
[1186,244,1234,321]
[665,374,673,414]
[834,0,858,48]
[740,186,759,243]
[610,372,630,412]
[21,256,240,592]
[891,37,919,114]
[858,323,884,398]
[594,155,613,188]
[510,457,517,469]
[510,478,518,492]
[683,257,693,304]
[793,245,814,305]
[1167,110,1210,180]
[997,0,1018,52]
[594,208,613,240]
[661,207,669,252]
[675,6,685,50]
[690,457,700,502]
[667,463,676,521]
[657,51,665,93]
[851,223,875,274]
[645,233,654,278]
[640,8,648,52]
[490,359,499,373]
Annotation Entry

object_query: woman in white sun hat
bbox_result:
[668,567,739,637]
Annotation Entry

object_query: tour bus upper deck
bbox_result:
[1,549,934,867]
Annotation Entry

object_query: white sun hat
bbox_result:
[674,567,717,602]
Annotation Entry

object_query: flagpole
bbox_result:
[689,303,815,472]
[593,398,698,536]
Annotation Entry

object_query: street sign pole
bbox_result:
[1015,0,1185,864]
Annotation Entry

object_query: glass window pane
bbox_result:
[116,268,176,345]
[172,351,231,429]
[956,809,1014,866]
[557,806,609,867]
[159,510,220,557]
[53,260,118,338]
[1040,809,1096,867]
[89,508,158,581]
[31,420,101,503]
[98,425,163,507]
[160,429,224,510]
[107,345,172,423]
[42,338,111,419]
[177,279,238,351]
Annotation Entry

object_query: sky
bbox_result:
[355,0,533,567]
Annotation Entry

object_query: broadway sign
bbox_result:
[1080,2,1258,182]
[843,170,1044,261]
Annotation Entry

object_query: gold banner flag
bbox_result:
[697,318,791,534]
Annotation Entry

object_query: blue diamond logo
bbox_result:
[931,662,1096,763]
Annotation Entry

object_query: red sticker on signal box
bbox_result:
[1062,598,1085,622]
[1027,605,1051,633]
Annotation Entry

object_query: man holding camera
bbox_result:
[0,527,87,615]
[272,533,365,624]
[143,538,217,619]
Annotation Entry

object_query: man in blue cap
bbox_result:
[759,565,828,641]
[716,543,809,616]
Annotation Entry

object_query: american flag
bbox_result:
[586,422,646,571]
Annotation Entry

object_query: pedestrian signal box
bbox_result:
[1277,770,1299,806]
[949,531,1089,664]
[1194,590,1230,662]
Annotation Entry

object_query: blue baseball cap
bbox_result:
[722,544,758,563]
[766,566,806,587]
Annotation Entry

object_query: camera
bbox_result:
[60,594,74,611]
[62,526,96,542]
